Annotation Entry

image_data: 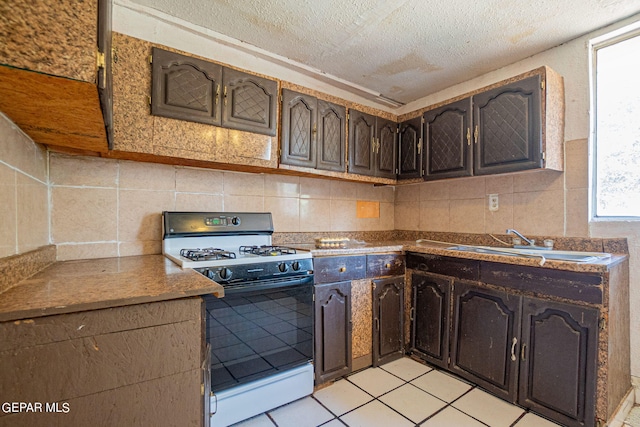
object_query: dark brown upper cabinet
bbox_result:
[397,116,423,179]
[424,97,473,180]
[348,110,397,178]
[280,90,345,172]
[151,48,277,136]
[473,75,542,175]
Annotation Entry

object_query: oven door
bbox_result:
[204,275,313,392]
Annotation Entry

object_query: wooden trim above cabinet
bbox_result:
[0,66,108,153]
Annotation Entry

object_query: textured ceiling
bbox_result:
[128,0,640,105]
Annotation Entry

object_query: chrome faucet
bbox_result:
[506,229,535,246]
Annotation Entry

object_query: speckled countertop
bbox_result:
[0,255,224,323]
[297,240,627,273]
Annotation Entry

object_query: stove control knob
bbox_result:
[278,262,289,273]
[291,261,300,271]
[230,216,241,226]
[218,267,232,281]
[205,269,216,280]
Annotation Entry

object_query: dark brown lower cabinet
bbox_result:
[519,298,598,427]
[372,276,404,367]
[410,272,451,369]
[451,281,522,402]
[314,281,352,384]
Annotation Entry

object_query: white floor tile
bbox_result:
[410,369,473,402]
[420,406,486,427]
[313,379,373,416]
[379,383,447,423]
[514,412,563,427]
[346,367,405,397]
[320,419,346,427]
[230,413,275,427]
[452,388,524,427]
[380,357,432,381]
[340,400,413,427]
[268,396,334,427]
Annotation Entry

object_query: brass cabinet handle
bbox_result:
[521,343,527,361]
[510,337,518,361]
[474,125,478,144]
[223,86,228,106]
[372,137,375,152]
[466,128,471,146]
[417,137,422,154]
[215,84,220,105]
[385,263,391,268]
[339,267,346,273]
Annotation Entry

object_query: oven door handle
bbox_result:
[223,275,313,294]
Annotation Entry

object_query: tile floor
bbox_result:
[230,357,564,427]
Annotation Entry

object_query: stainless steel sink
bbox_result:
[446,245,611,263]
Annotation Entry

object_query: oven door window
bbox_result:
[204,278,313,392]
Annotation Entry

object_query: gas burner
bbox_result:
[239,245,297,257]
[180,248,237,261]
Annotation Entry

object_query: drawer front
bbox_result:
[406,253,479,281]
[314,256,366,284]
[366,254,405,277]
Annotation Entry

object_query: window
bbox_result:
[591,26,640,218]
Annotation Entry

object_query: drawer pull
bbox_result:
[339,267,346,273]
[385,263,391,268]
[510,337,518,361]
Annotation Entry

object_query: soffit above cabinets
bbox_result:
[125,0,640,107]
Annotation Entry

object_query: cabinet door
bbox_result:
[280,89,317,168]
[317,100,346,172]
[314,281,352,384]
[451,281,521,402]
[222,68,277,136]
[410,272,451,369]
[519,298,598,427]
[372,277,404,367]
[348,110,376,176]
[473,75,542,175]
[151,47,223,127]
[375,118,398,179]
[424,97,473,180]
[398,117,423,179]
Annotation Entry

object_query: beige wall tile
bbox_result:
[50,154,118,187]
[590,220,640,242]
[450,198,485,234]
[16,173,49,252]
[0,113,47,182]
[300,177,332,199]
[357,216,379,231]
[420,181,450,201]
[513,170,563,193]
[56,243,118,261]
[330,200,357,231]
[565,139,589,190]
[118,189,175,242]
[380,202,395,231]
[485,175,514,195]
[331,181,359,200]
[175,167,224,194]
[264,197,300,232]
[175,193,224,212]
[566,188,589,237]
[0,164,16,258]
[119,241,162,257]
[264,174,300,198]
[300,199,331,232]
[485,193,514,234]
[223,195,264,212]
[356,183,394,202]
[119,160,176,191]
[513,190,565,236]
[52,187,117,243]
[223,171,264,196]
[395,183,420,202]
[449,177,485,200]
[419,199,450,232]
[394,201,420,231]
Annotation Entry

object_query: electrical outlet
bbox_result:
[489,194,499,212]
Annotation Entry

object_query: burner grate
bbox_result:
[239,245,297,257]
[180,248,237,261]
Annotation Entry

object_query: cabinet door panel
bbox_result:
[424,97,473,180]
[348,110,376,176]
[398,117,423,179]
[376,118,398,179]
[314,281,352,384]
[372,277,404,367]
[411,272,451,369]
[519,298,598,427]
[451,282,521,402]
[474,75,541,175]
[280,89,317,168]
[151,48,222,126]
[317,100,346,172]
[222,68,277,136]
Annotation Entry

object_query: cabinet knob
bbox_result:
[385,263,391,268]
[339,267,346,273]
